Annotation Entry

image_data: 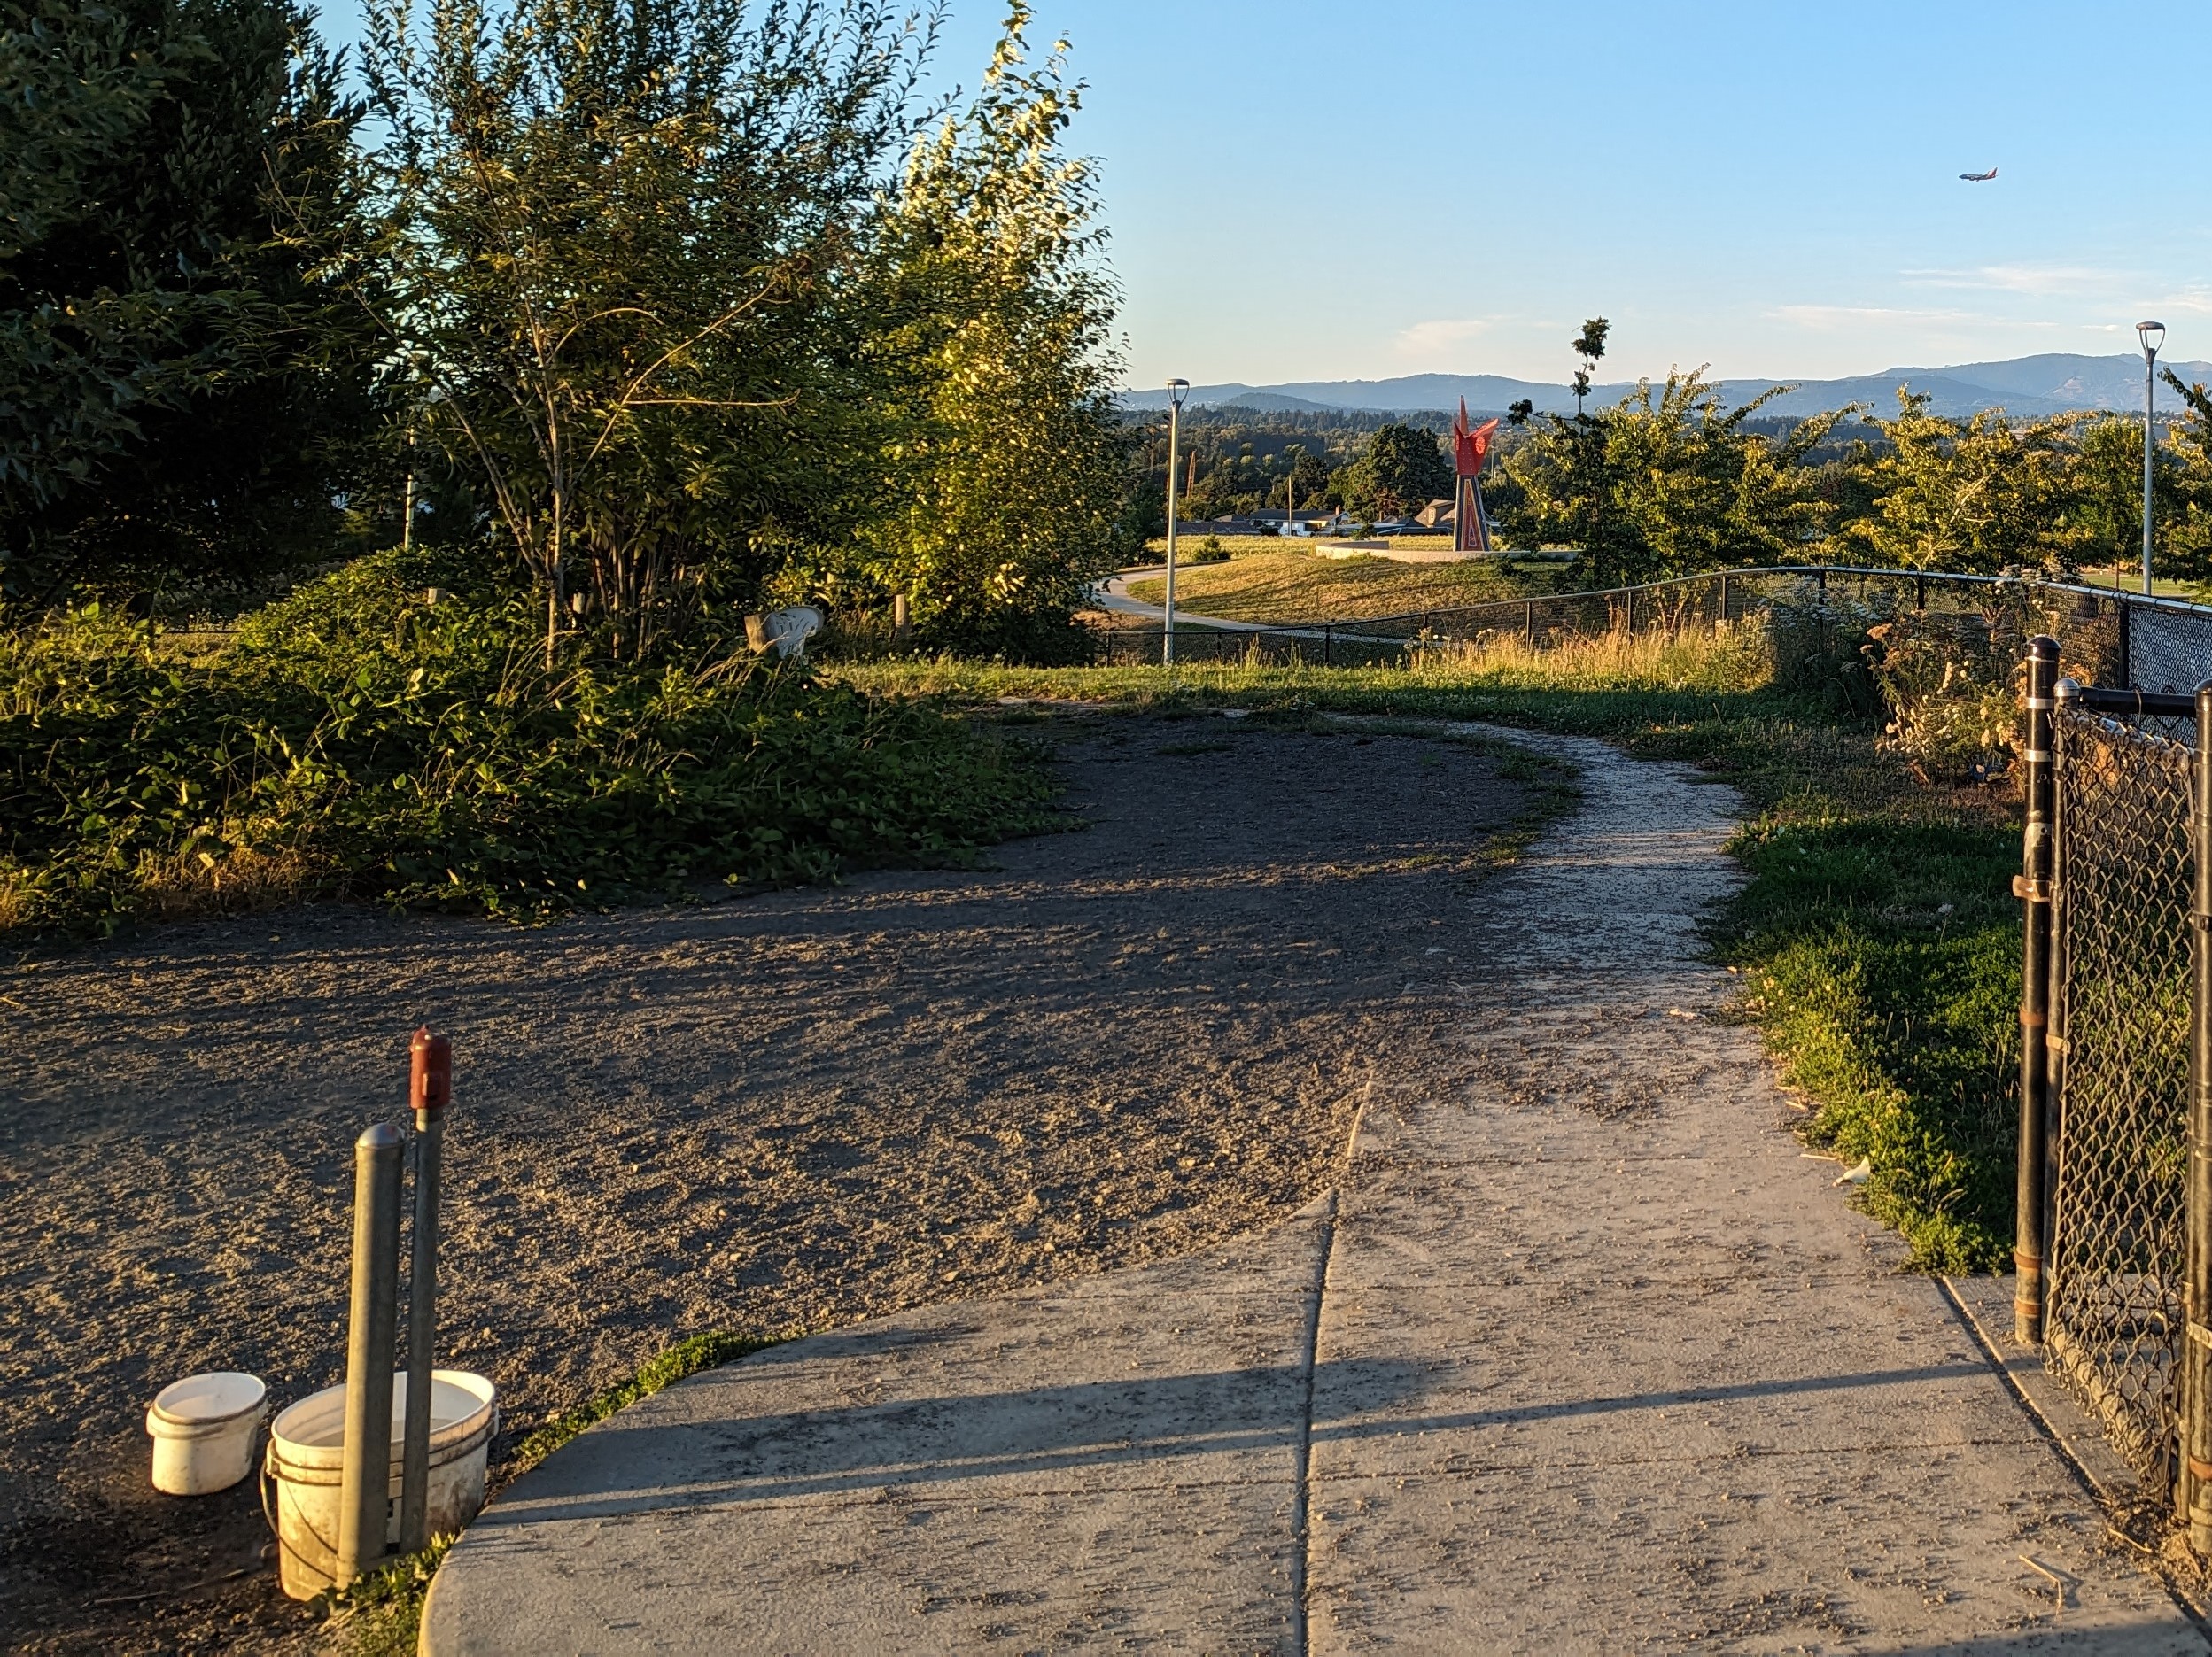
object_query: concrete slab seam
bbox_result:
[1292,1077,1370,1656]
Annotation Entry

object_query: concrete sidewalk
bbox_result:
[424,728,2204,1653]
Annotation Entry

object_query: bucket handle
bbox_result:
[260,1443,339,1590]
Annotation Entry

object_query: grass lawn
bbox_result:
[835,632,2022,1274]
[1122,548,1563,623]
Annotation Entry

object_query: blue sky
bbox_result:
[313,0,2212,389]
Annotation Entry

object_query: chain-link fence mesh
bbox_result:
[1084,564,2177,694]
[2045,702,2194,1483]
[2130,606,2212,698]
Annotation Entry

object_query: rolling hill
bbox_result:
[1121,354,2212,421]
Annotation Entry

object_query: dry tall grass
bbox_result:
[1403,616,1779,694]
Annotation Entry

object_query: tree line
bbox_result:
[1153,356,2212,592]
[0,0,1129,658]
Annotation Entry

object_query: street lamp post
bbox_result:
[2141,321,2168,597]
[1163,379,1189,666]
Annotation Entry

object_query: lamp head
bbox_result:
[1167,377,1190,412]
[2139,321,2167,361]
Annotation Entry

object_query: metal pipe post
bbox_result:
[2185,682,2212,1546]
[2144,329,2164,596]
[1162,382,1186,667]
[2013,637,2060,1345]
[337,1122,404,1585]
[399,1028,453,1554]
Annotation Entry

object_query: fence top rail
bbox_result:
[2061,683,2203,719]
[1288,561,2212,637]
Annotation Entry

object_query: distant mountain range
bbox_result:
[1120,353,2212,421]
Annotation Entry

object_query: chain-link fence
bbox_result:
[2044,701,2195,1483]
[1086,563,2206,695]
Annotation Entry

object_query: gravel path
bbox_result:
[423,724,2203,1654]
[0,716,1533,1653]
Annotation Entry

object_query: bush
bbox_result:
[0,549,1059,937]
[1863,611,2020,781]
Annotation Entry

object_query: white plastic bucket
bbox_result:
[263,1370,497,1599]
[147,1372,268,1495]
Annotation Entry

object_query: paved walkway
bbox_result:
[424,729,2203,1653]
[1089,568,1262,629]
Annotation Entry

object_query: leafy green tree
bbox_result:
[1336,422,1450,516]
[0,0,377,608]
[359,0,933,659]
[1501,370,1846,585]
[2155,369,2212,585]
[1571,316,1610,416]
[850,10,1127,656]
[1838,391,2086,573]
[2065,414,2179,575]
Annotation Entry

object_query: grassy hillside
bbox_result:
[1122,549,1559,623]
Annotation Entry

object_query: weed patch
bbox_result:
[0,549,1059,940]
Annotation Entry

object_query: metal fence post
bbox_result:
[399,1029,453,1555]
[2014,637,2060,1345]
[2186,682,2212,1548]
[338,1122,404,1586]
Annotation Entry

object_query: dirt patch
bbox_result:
[0,717,1537,1653]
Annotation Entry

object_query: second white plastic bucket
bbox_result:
[147,1372,268,1495]
[263,1370,497,1600]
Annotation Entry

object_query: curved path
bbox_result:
[424,728,2201,1653]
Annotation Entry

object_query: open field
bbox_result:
[0,718,1546,1654]
[841,635,2023,1274]
[1121,548,1559,622]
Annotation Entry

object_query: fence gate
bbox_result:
[2017,638,2212,1548]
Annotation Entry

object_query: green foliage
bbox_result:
[1837,390,2085,573]
[1335,422,1452,518]
[357,0,935,660]
[0,0,380,607]
[0,548,1059,938]
[843,10,1128,660]
[1571,315,1609,414]
[1728,819,2018,1271]
[2156,368,2212,585]
[2067,414,2178,572]
[1500,371,1848,584]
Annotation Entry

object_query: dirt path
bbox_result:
[422,724,2202,1654]
[0,716,1536,1653]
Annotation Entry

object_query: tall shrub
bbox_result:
[0,0,376,608]
[845,8,1126,658]
[359,0,934,658]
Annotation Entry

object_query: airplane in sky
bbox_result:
[1960,166,1999,182]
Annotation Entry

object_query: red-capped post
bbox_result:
[400,1027,453,1552]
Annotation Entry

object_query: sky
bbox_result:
[310,0,2212,390]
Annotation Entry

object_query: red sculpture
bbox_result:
[1452,399,1500,554]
